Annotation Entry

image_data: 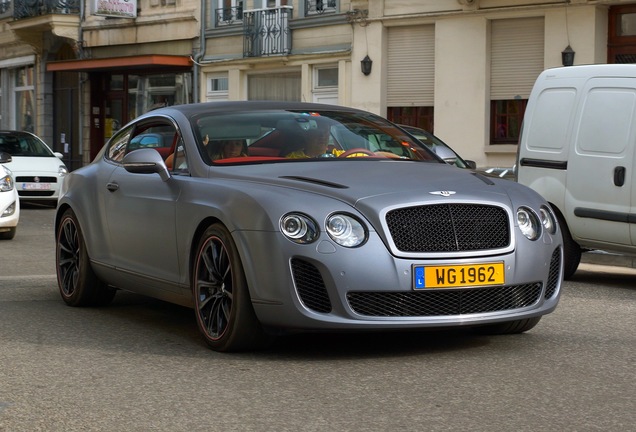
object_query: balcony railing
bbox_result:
[243,6,292,57]
[1,0,12,15]
[305,0,336,16]
[14,0,79,19]
[215,5,243,26]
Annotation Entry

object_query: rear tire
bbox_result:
[56,209,116,307]
[471,317,542,335]
[193,223,270,352]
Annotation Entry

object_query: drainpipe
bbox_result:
[192,0,208,103]
[78,0,84,164]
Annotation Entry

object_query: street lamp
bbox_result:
[562,45,575,67]
[361,55,373,76]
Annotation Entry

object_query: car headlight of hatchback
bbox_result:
[0,173,14,192]
[539,206,557,235]
[59,165,68,176]
[326,213,367,247]
[281,213,319,244]
[517,207,541,241]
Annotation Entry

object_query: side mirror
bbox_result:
[0,152,12,164]
[466,160,477,169]
[122,148,171,182]
[432,146,458,165]
[54,152,64,159]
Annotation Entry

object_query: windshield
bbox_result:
[191,110,439,165]
[0,133,54,157]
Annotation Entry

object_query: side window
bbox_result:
[171,137,188,173]
[107,125,134,162]
[130,123,177,162]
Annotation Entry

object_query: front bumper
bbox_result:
[0,191,20,229]
[236,230,563,331]
[15,172,64,200]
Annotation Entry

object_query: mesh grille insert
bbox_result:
[545,248,562,299]
[347,283,542,317]
[386,204,510,253]
[291,258,332,313]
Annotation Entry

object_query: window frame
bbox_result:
[490,99,528,145]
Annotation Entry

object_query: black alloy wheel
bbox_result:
[56,208,116,307]
[193,224,267,352]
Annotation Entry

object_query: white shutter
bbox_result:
[387,25,435,106]
[491,17,544,100]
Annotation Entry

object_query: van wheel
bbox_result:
[557,212,581,279]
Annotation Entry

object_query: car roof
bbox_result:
[147,101,362,118]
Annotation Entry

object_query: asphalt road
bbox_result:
[0,205,634,431]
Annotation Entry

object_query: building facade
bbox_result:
[2,0,636,169]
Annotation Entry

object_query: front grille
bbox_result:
[545,248,562,299]
[291,258,332,313]
[386,204,509,253]
[18,190,55,197]
[347,283,542,317]
[15,176,57,183]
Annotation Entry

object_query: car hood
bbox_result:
[216,160,518,211]
[4,156,65,175]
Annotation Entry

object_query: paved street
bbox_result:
[0,206,635,431]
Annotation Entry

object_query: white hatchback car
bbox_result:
[0,152,19,240]
[0,131,68,206]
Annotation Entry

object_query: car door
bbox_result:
[103,120,182,290]
[566,78,636,247]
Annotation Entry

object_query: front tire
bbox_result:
[193,224,268,352]
[0,227,16,240]
[56,209,116,307]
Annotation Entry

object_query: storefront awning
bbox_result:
[46,55,192,72]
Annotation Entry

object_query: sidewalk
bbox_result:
[581,250,636,269]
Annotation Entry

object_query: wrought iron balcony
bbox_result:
[243,6,292,57]
[14,0,79,19]
[305,0,336,16]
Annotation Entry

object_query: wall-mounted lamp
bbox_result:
[562,45,575,67]
[361,55,373,76]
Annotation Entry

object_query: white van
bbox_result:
[517,64,636,278]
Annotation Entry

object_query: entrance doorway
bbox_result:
[53,70,80,171]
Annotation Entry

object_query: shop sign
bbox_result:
[93,0,137,18]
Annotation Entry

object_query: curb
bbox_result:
[580,250,636,269]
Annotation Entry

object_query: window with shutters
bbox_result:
[490,17,544,145]
[386,25,435,133]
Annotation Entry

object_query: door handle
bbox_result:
[106,182,119,192]
[614,166,626,187]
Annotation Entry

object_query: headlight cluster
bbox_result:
[281,212,368,247]
[517,205,557,240]
[280,213,318,244]
[0,173,14,192]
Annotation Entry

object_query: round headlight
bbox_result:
[280,213,318,244]
[539,206,557,235]
[517,207,541,241]
[326,213,367,247]
[0,174,13,192]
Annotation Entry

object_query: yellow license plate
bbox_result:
[414,262,505,289]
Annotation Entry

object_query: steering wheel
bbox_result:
[338,148,376,158]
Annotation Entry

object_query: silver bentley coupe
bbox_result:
[55,101,563,352]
